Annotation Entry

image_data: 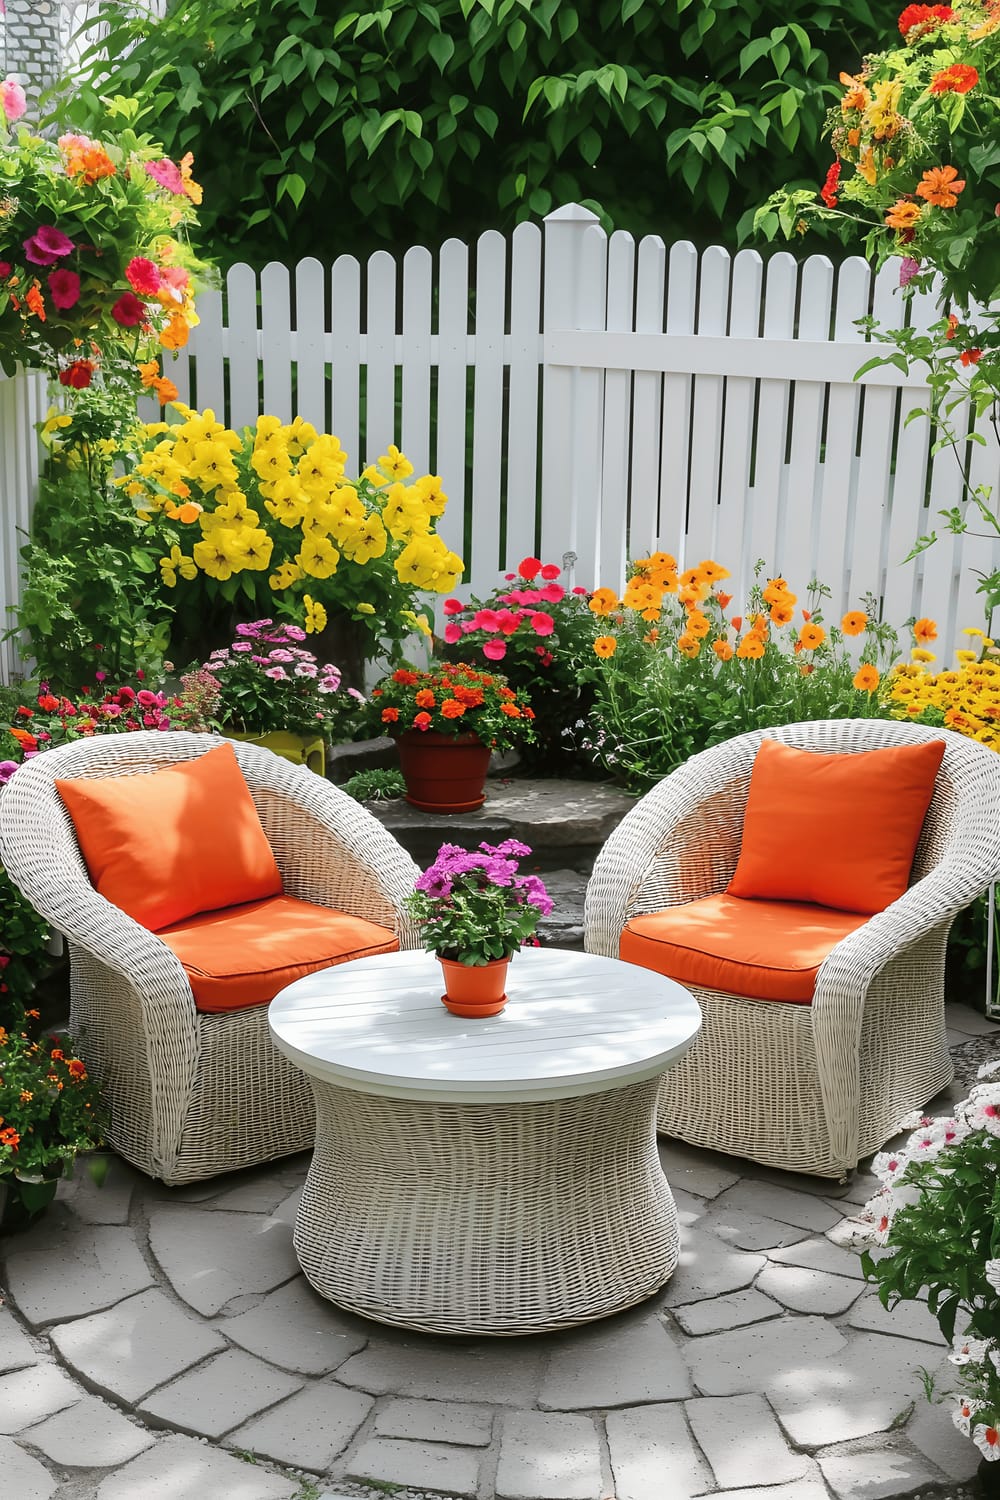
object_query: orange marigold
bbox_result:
[677,633,701,658]
[499,702,522,718]
[769,602,795,626]
[853,663,881,692]
[841,611,868,635]
[414,688,435,708]
[712,639,734,661]
[915,165,966,207]
[593,636,617,659]
[797,623,827,651]
[380,706,400,723]
[589,587,619,617]
[885,200,923,231]
[441,698,466,718]
[913,617,938,643]
[686,610,711,639]
[736,635,765,660]
[929,63,978,94]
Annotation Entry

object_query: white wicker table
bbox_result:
[268,947,701,1336]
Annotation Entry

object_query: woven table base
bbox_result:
[293,1075,677,1336]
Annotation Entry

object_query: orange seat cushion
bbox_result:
[157,893,399,1013]
[620,893,870,1004]
[726,737,945,914]
[55,742,283,931]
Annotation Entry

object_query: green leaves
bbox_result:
[56,0,888,268]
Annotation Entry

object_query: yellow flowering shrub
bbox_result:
[885,629,1000,748]
[119,405,463,663]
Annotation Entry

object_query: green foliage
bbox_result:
[10,392,173,693]
[0,868,50,1028]
[342,767,406,800]
[57,0,884,265]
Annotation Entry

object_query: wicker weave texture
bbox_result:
[294,1076,676,1335]
[0,732,421,1183]
[584,720,1000,1178]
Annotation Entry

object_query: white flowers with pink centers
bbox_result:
[862,1192,895,1245]
[293,662,318,678]
[898,1110,934,1131]
[954,1396,986,1435]
[964,1083,1000,1137]
[1,76,27,123]
[872,1149,909,1185]
[951,1334,992,1366]
[974,1421,1000,1461]
[986,1261,1000,1295]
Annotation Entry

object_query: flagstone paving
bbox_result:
[0,1000,996,1500]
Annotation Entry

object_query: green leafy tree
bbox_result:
[58,0,884,266]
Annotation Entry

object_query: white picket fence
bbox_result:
[2,201,999,684]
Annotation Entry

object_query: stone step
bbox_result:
[366,774,634,874]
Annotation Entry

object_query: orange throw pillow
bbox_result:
[56,741,282,930]
[726,737,945,915]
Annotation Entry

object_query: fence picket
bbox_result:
[717,249,763,603]
[226,263,261,430]
[330,255,361,467]
[190,286,224,416]
[629,236,666,561]
[468,231,507,594]
[686,245,730,566]
[599,231,636,589]
[748,253,797,577]
[261,262,293,425]
[401,246,433,477]
[658,241,697,563]
[814,258,869,602]
[847,262,905,613]
[505,223,543,570]
[365,252,397,464]
[294,258,329,433]
[785,256,833,589]
[435,237,471,569]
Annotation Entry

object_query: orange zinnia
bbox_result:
[686,610,711,639]
[885,200,923,231]
[913,617,938,643]
[853,664,880,692]
[841,610,867,636]
[915,165,965,207]
[712,639,734,661]
[593,636,617,659]
[677,633,701,658]
[769,602,795,626]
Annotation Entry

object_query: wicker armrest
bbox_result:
[584,751,754,956]
[230,743,422,948]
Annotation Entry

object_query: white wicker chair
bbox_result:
[0,732,421,1184]
[585,720,1000,1180]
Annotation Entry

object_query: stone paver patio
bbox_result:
[1,1000,997,1500]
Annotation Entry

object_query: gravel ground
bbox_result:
[951,1034,1000,1090]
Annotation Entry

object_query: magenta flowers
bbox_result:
[407,840,552,965]
[47,268,81,311]
[23,225,75,267]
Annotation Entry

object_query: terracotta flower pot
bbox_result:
[395,731,491,813]
[438,956,510,1017]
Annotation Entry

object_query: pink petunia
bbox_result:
[145,158,185,195]
[442,597,465,616]
[518,556,542,580]
[443,621,462,644]
[23,225,75,266]
[482,639,507,661]
[539,582,565,604]
[530,611,555,636]
[473,608,501,632]
[495,610,524,635]
[47,268,80,310]
[572,586,589,595]
[111,292,146,327]
[540,563,561,580]
[264,666,288,680]
[125,256,162,295]
[1,77,26,123]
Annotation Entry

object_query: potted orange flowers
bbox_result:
[369,662,536,811]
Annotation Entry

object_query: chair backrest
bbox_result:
[600,717,1000,928]
[0,730,359,905]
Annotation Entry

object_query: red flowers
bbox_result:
[960,349,982,366]
[929,63,978,94]
[58,359,95,389]
[820,161,841,208]
[125,256,162,296]
[111,292,146,328]
[898,4,955,38]
[518,557,542,580]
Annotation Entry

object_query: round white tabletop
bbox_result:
[269,946,702,1103]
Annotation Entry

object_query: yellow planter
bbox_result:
[226,729,326,777]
